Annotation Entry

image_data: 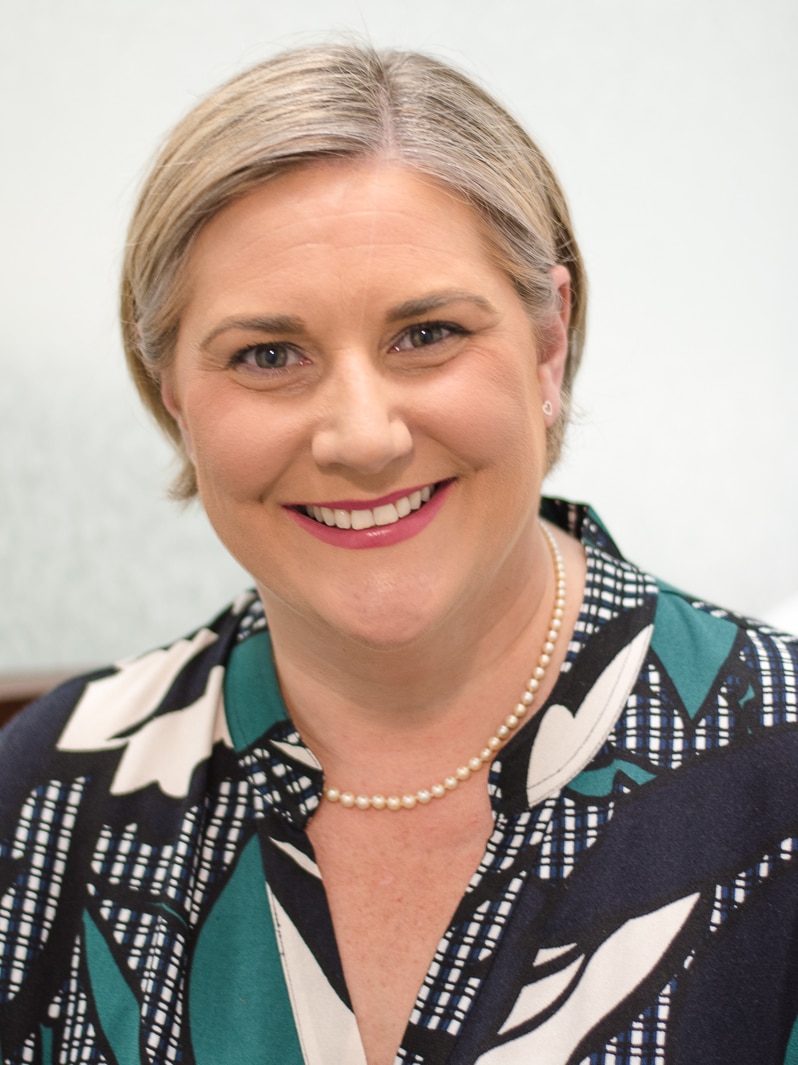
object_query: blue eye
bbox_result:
[407,324,448,346]
[393,322,466,352]
[235,343,299,369]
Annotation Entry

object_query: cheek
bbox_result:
[432,355,545,477]
[184,391,292,504]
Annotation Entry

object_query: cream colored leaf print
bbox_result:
[57,630,231,797]
[478,893,699,1064]
[527,626,653,806]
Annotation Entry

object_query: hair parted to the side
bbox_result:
[121,42,587,500]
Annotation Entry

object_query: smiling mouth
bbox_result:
[300,482,445,531]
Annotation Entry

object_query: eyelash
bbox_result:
[230,320,468,372]
[390,321,469,352]
[231,343,306,372]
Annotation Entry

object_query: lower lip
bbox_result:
[285,481,453,549]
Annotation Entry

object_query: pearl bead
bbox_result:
[322,523,564,812]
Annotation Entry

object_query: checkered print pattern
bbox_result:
[561,545,659,676]
[241,727,322,825]
[592,982,672,1065]
[236,596,268,643]
[709,836,798,931]
[85,779,255,1062]
[51,937,109,1064]
[0,778,86,1000]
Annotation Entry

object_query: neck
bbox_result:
[256,523,584,797]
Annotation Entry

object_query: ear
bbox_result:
[537,264,572,425]
[160,374,195,463]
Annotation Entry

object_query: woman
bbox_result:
[2,43,798,1065]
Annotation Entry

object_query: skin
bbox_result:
[161,160,585,1064]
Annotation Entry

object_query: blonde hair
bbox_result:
[121,43,587,499]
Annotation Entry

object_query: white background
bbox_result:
[1,0,796,670]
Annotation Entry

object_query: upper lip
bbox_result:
[286,480,449,512]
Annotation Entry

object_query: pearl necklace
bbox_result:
[324,524,566,812]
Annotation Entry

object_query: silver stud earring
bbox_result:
[542,400,553,417]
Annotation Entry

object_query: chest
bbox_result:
[307,800,494,1065]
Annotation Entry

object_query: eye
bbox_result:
[232,342,305,370]
[390,321,466,352]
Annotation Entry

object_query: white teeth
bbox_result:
[305,483,438,530]
[351,508,376,530]
[373,503,399,526]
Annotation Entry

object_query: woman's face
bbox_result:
[163,161,569,649]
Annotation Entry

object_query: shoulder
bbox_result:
[650,580,798,725]
[0,593,256,819]
[0,594,260,1042]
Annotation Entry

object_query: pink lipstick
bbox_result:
[285,479,453,549]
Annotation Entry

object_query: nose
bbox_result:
[311,357,413,474]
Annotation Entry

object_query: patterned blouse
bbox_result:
[2,500,798,1065]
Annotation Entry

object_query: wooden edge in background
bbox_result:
[0,671,77,728]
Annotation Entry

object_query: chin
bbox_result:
[327,600,445,653]
[263,580,450,655]
[346,625,433,654]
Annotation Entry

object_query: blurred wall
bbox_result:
[1,0,796,669]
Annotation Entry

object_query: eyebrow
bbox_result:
[384,290,497,323]
[201,314,305,349]
[200,290,497,349]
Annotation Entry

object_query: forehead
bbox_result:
[187,160,501,288]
